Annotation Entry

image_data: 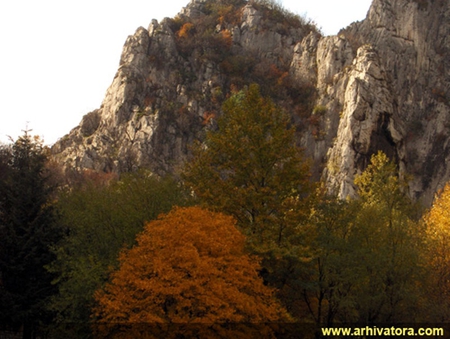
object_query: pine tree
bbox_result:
[0,131,61,338]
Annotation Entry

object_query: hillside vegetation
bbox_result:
[2,86,450,338]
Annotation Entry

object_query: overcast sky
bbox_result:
[0,0,372,145]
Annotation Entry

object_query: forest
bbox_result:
[1,84,450,338]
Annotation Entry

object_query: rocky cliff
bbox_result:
[52,0,450,205]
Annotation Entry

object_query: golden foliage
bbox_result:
[424,183,450,300]
[177,22,194,39]
[93,207,290,338]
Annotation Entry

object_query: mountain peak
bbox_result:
[52,0,450,205]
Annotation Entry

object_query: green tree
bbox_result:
[300,152,425,325]
[349,152,423,323]
[0,131,61,339]
[182,84,311,250]
[300,191,358,326]
[93,206,290,339]
[48,170,193,337]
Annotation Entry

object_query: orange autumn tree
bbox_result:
[93,206,290,338]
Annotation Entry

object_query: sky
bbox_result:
[0,0,372,145]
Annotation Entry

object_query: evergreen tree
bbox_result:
[0,131,61,339]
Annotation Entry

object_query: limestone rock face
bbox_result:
[324,45,402,198]
[334,0,450,204]
[52,0,450,205]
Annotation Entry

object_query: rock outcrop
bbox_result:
[52,0,450,205]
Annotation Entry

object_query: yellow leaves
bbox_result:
[424,183,450,276]
[425,189,450,247]
[420,182,450,319]
[426,183,450,232]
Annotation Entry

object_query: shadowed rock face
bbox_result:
[342,0,450,204]
[52,0,450,206]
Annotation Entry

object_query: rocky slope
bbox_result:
[52,0,450,205]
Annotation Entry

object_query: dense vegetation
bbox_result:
[47,170,193,337]
[93,207,289,339]
[182,84,312,251]
[0,132,62,338]
[1,85,450,338]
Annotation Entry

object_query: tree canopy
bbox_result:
[0,132,61,338]
[423,182,450,320]
[300,152,425,325]
[182,84,311,250]
[48,170,192,334]
[93,206,290,338]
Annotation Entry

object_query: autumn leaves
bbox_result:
[91,84,450,335]
[93,207,289,338]
[93,84,302,336]
[54,84,450,335]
